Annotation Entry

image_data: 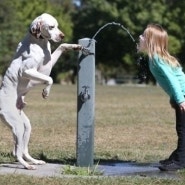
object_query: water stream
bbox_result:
[81,22,135,55]
[91,22,135,42]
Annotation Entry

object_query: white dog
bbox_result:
[0,13,82,170]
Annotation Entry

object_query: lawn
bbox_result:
[0,84,185,184]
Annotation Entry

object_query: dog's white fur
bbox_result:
[0,13,82,170]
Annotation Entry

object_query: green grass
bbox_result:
[0,174,185,185]
[0,84,185,184]
[62,164,103,176]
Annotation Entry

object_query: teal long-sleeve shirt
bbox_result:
[149,54,185,104]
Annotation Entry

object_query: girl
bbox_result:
[137,24,185,171]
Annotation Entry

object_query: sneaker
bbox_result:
[159,161,184,171]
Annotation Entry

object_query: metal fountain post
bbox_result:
[76,38,95,167]
[76,22,135,167]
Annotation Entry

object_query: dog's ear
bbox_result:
[30,17,43,39]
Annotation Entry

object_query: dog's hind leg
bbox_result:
[21,111,46,165]
[1,109,37,170]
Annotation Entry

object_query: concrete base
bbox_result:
[0,163,62,177]
[0,162,179,179]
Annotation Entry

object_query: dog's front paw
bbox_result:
[42,88,49,99]
[60,43,82,51]
[42,81,52,99]
[72,44,83,51]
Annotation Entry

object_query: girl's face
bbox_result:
[137,33,146,52]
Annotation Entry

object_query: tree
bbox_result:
[72,0,185,79]
[0,0,75,80]
[0,1,22,74]
[1,0,185,82]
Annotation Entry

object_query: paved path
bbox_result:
[0,162,179,179]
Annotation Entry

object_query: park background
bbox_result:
[1,1,185,184]
[1,0,185,85]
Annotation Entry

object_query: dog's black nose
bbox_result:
[60,33,65,39]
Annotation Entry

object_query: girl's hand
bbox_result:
[179,101,185,111]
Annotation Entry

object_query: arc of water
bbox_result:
[92,22,135,42]
[81,22,135,55]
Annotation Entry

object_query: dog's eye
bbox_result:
[49,26,54,30]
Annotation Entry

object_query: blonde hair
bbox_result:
[144,24,180,67]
